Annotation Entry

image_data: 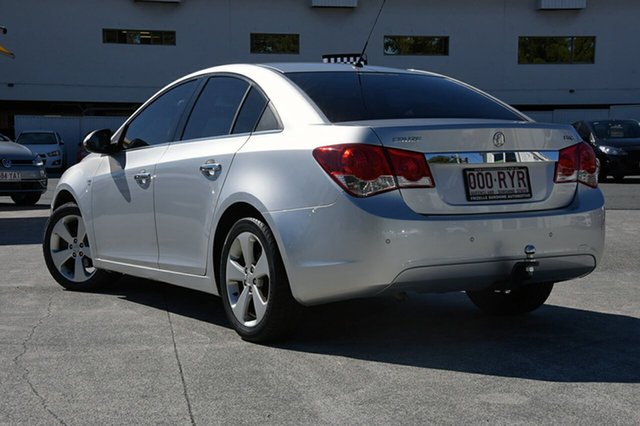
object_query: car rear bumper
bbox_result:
[387,254,595,294]
[270,186,605,306]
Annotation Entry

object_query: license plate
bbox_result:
[463,167,532,201]
[0,171,21,181]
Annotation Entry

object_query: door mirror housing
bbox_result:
[83,129,116,154]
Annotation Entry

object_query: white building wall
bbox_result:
[0,0,638,114]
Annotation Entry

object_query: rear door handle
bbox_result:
[200,161,222,177]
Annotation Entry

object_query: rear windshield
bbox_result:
[285,72,523,123]
[17,132,58,145]
[590,120,640,139]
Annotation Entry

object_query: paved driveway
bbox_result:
[0,179,638,425]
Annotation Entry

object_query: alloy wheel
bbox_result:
[224,231,271,328]
[48,214,96,283]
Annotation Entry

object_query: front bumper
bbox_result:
[0,167,48,196]
[600,152,640,176]
[270,186,605,306]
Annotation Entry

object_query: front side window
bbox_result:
[286,72,522,123]
[250,33,299,54]
[518,36,595,64]
[384,36,449,56]
[182,77,250,140]
[122,80,198,149]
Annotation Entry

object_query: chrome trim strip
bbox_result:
[426,150,558,164]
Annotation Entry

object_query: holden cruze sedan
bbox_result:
[43,63,605,342]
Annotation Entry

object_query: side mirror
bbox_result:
[589,132,597,145]
[83,129,116,154]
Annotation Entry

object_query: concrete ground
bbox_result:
[0,178,638,425]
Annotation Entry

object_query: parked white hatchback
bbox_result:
[16,130,66,170]
[43,63,604,341]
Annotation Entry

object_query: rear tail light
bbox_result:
[313,144,434,197]
[386,147,435,188]
[554,142,598,188]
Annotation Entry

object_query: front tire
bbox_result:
[11,193,41,206]
[466,282,554,315]
[220,217,298,342]
[43,202,114,291]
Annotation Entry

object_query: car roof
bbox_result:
[258,62,443,77]
[181,62,444,81]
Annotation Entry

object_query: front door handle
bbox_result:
[200,161,222,177]
[134,171,151,182]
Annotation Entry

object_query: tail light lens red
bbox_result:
[313,144,434,197]
[386,147,435,188]
[554,142,598,188]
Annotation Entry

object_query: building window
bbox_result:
[103,29,176,45]
[518,36,595,64]
[250,33,299,54]
[384,36,449,56]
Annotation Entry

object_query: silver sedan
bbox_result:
[42,63,605,341]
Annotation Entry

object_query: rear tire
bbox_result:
[11,193,41,206]
[220,217,298,342]
[466,282,554,315]
[43,202,114,291]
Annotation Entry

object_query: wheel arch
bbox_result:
[52,189,77,210]
[212,202,269,294]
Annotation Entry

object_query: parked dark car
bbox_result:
[572,119,640,181]
[0,133,48,205]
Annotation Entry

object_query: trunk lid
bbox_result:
[368,119,580,215]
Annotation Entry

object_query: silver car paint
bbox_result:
[52,63,605,305]
[270,185,604,304]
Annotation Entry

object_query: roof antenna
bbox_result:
[354,0,387,68]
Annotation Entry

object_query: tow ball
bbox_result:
[502,245,540,289]
[522,245,539,278]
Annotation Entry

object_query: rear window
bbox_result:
[285,72,522,123]
[17,132,58,145]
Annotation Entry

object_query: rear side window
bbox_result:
[285,72,522,123]
[182,76,250,140]
[255,104,281,132]
[232,88,268,134]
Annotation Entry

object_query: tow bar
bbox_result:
[523,245,538,278]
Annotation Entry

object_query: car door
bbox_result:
[91,79,199,268]
[154,76,271,275]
